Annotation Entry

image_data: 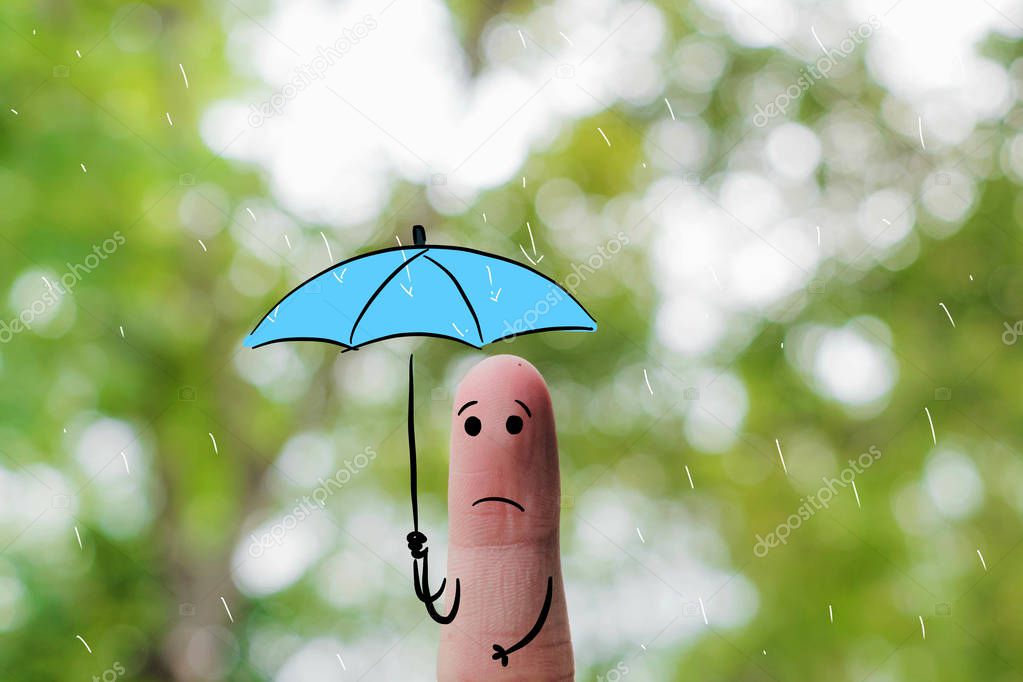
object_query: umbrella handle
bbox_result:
[406,353,460,624]
[408,353,420,532]
[413,553,461,624]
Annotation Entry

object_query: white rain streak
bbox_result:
[918,116,926,150]
[684,465,694,489]
[74,526,83,549]
[527,221,541,262]
[120,451,130,475]
[320,231,334,263]
[811,25,827,55]
[597,127,611,147]
[698,597,708,625]
[643,369,653,395]
[708,264,723,290]
[939,302,956,328]
[209,432,219,454]
[828,604,834,623]
[977,548,987,571]
[198,239,207,252]
[166,112,173,126]
[919,615,926,640]
[924,407,937,445]
[179,63,189,88]
[76,635,92,653]
[664,97,676,121]
[851,480,861,508]
[221,596,234,623]
[775,438,788,475]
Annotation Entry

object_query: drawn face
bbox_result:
[448,355,561,545]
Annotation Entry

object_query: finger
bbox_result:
[438,355,573,681]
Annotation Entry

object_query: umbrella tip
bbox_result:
[412,224,426,246]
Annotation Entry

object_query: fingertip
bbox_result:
[452,354,550,411]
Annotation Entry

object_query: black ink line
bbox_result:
[425,576,460,624]
[413,550,446,603]
[412,551,460,624]
[407,354,419,532]
[423,255,484,345]
[353,330,483,350]
[250,335,352,350]
[492,576,554,667]
[471,496,525,512]
[457,400,478,416]
[487,324,596,345]
[250,325,597,351]
[348,249,429,345]
[514,399,531,418]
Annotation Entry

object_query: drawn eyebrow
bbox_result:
[457,400,478,416]
[514,400,531,418]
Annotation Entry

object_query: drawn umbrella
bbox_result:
[244,224,596,619]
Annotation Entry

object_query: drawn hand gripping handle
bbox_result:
[408,530,460,624]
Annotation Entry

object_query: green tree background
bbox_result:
[1,0,1022,680]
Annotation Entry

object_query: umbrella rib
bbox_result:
[424,255,484,345]
[348,249,429,346]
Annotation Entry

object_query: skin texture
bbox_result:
[437,354,574,681]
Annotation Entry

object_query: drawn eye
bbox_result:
[464,416,482,437]
[505,415,523,435]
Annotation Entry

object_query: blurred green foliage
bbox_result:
[1,1,1023,681]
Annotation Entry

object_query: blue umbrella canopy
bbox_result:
[244,225,596,349]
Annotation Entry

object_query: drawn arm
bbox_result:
[491,575,554,667]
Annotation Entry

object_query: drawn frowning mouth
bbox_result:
[471,496,525,512]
